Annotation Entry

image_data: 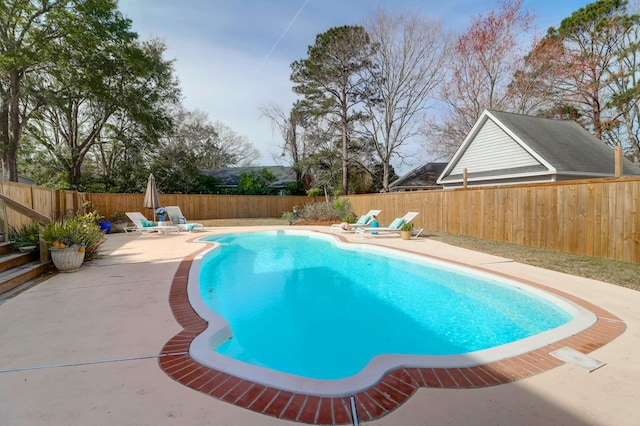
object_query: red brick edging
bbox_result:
[159,241,626,425]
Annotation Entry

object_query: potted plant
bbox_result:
[42,214,106,272]
[156,207,168,222]
[400,222,413,240]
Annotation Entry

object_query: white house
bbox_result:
[437,110,640,188]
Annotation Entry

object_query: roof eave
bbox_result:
[440,170,559,184]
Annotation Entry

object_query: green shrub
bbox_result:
[333,198,350,218]
[342,213,357,223]
[42,216,105,261]
[9,222,40,248]
[300,202,336,221]
[282,211,296,225]
[306,188,322,197]
[301,201,354,222]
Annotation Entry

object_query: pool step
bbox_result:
[0,250,53,297]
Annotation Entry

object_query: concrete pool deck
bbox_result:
[0,226,638,425]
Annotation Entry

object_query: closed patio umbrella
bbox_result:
[143,173,161,221]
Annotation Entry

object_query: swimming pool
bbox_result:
[188,230,595,396]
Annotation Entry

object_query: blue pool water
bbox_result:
[199,232,573,380]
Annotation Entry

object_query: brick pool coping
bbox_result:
[159,238,626,425]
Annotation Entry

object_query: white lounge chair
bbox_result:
[355,211,423,238]
[125,212,155,233]
[165,206,204,232]
[125,212,179,235]
[330,209,382,233]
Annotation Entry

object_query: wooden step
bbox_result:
[0,260,53,295]
[0,250,39,273]
[0,242,12,256]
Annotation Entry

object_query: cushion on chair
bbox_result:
[389,218,405,229]
[356,215,370,225]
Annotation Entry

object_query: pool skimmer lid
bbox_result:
[550,347,605,372]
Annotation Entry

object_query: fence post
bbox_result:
[615,146,623,177]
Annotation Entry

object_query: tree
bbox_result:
[86,111,160,193]
[150,149,201,194]
[607,1,640,163]
[0,0,137,182]
[148,108,259,194]
[236,169,277,195]
[429,0,534,159]
[515,0,640,163]
[534,0,633,139]
[84,116,150,193]
[370,162,399,193]
[298,115,343,197]
[291,25,375,195]
[209,121,259,168]
[362,9,450,191]
[25,37,180,188]
[260,102,307,181]
[162,108,259,170]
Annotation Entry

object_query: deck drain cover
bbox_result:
[550,347,605,372]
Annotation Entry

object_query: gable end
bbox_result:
[449,118,546,175]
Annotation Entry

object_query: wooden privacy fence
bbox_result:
[0,181,85,232]
[84,193,309,221]
[2,177,639,263]
[345,176,640,263]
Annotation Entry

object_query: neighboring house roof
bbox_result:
[437,110,640,188]
[201,166,299,188]
[389,162,447,191]
[0,172,36,185]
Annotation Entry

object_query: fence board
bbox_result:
[84,193,309,221]
[1,177,639,263]
[345,176,640,263]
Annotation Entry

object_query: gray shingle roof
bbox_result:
[488,110,640,175]
[390,163,447,190]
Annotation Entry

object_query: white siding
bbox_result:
[451,119,542,174]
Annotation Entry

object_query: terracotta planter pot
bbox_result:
[400,231,412,240]
[50,246,86,272]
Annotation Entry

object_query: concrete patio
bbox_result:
[0,226,638,425]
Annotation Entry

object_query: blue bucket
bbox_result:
[370,221,379,235]
[98,221,111,234]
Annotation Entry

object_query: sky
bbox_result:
[118,0,593,174]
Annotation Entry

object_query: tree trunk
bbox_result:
[624,107,640,165]
[341,94,349,195]
[6,70,23,182]
[342,131,348,195]
[592,95,602,140]
[382,162,390,192]
[0,91,9,181]
[70,160,83,189]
